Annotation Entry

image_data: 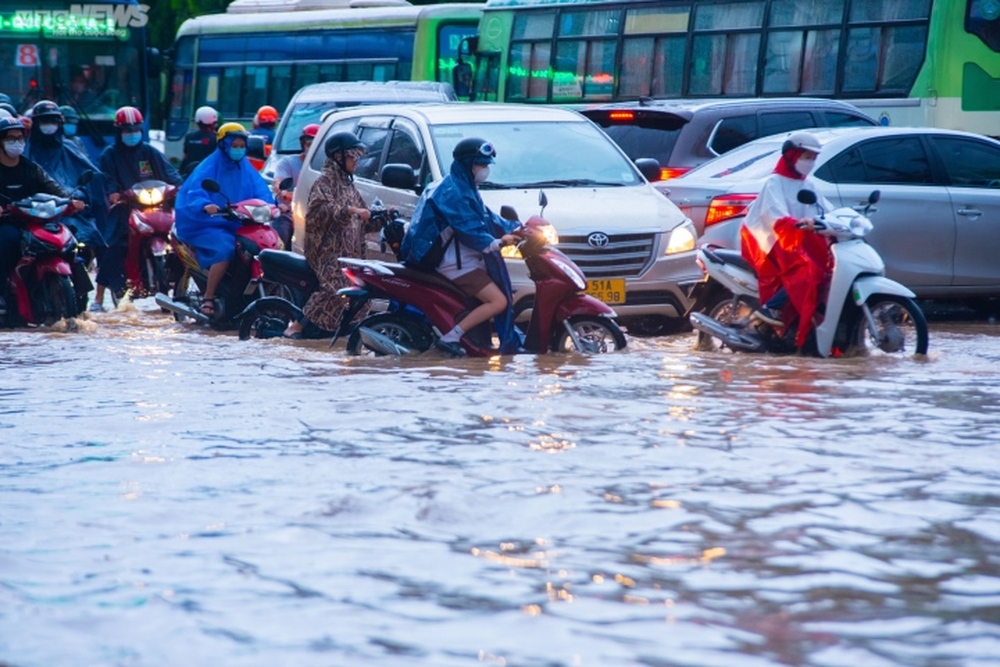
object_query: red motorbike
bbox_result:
[338,194,627,356]
[120,179,179,297]
[154,179,282,329]
[1,189,90,326]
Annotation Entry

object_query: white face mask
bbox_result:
[473,165,490,184]
[4,140,25,157]
[38,123,59,136]
[794,157,816,176]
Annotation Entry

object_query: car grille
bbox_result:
[559,232,656,278]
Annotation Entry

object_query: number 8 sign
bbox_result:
[16,45,39,68]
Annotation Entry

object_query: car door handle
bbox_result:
[957,206,983,218]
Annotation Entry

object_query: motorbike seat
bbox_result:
[259,249,319,294]
[390,264,478,306]
[703,245,754,274]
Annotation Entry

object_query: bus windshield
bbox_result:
[0,8,146,119]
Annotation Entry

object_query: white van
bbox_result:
[261,81,457,180]
[292,103,702,333]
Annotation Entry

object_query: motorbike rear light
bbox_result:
[658,167,691,181]
[705,194,757,227]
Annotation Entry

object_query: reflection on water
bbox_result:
[1,301,999,666]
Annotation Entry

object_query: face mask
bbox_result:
[121,131,142,147]
[64,123,77,137]
[38,123,59,136]
[228,147,246,161]
[3,140,25,157]
[474,165,490,184]
[794,157,816,176]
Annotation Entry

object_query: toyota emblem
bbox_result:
[587,232,610,248]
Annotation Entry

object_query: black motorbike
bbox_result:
[236,200,403,342]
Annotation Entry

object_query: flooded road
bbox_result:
[2,301,999,667]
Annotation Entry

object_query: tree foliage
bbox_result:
[147,0,231,51]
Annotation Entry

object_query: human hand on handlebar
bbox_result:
[796,217,816,230]
[204,204,220,215]
[500,233,518,247]
[71,199,85,212]
[351,206,371,222]
[108,192,121,206]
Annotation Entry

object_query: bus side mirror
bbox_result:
[146,47,162,78]
[453,61,474,99]
[246,135,267,161]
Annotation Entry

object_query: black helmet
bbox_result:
[324,131,366,158]
[0,116,25,139]
[453,137,495,164]
[31,100,63,122]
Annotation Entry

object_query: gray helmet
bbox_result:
[324,131,366,159]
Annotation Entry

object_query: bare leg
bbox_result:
[454,282,507,334]
[204,261,229,300]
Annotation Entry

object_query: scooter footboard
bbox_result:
[851,276,915,304]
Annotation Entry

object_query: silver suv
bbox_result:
[292,103,703,333]
[581,97,876,183]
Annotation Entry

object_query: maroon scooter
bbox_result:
[337,194,627,356]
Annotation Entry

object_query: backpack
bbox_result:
[401,194,454,271]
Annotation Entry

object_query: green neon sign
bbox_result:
[0,11,129,39]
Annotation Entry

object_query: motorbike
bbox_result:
[154,178,283,329]
[0,172,94,326]
[688,190,929,357]
[339,193,627,357]
[119,179,179,298]
[236,198,404,341]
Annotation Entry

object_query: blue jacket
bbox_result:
[174,144,274,268]
[98,139,182,193]
[401,159,517,266]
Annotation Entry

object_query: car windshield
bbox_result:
[683,138,784,181]
[276,101,359,153]
[428,121,643,188]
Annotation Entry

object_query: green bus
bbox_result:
[165,0,482,159]
[464,0,1000,135]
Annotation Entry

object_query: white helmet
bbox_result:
[194,106,218,126]
[782,131,822,154]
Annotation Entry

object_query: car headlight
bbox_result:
[665,220,696,255]
[135,185,164,206]
[250,205,273,223]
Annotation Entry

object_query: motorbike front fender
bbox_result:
[34,257,73,278]
[236,296,302,321]
[554,293,617,321]
[852,276,916,304]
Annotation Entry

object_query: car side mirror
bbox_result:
[635,158,661,182]
[246,135,266,161]
[381,163,417,191]
[201,179,220,193]
[797,189,817,205]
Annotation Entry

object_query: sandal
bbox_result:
[199,297,218,318]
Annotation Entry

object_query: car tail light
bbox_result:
[658,167,691,181]
[608,110,634,122]
[705,194,757,227]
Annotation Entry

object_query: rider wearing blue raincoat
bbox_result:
[401,137,521,355]
[174,122,274,318]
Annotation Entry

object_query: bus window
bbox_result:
[243,65,293,119]
[691,33,760,95]
[509,42,551,101]
[620,5,688,99]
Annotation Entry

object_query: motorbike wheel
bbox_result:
[152,255,170,296]
[44,274,79,324]
[552,316,627,353]
[696,293,757,352]
[171,270,202,323]
[238,298,298,341]
[854,295,929,356]
[345,312,434,356]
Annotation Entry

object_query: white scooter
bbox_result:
[689,190,929,357]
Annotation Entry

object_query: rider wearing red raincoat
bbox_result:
[740,131,835,348]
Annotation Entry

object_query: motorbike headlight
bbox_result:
[501,224,557,259]
[136,186,164,206]
[665,220,696,255]
[250,205,273,223]
[849,216,873,237]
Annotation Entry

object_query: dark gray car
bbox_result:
[664,127,1000,300]
[581,97,876,182]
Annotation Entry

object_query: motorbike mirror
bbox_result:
[868,190,881,205]
[797,189,817,205]
[77,170,94,187]
[278,177,294,192]
[538,191,548,209]
[500,205,519,222]
[202,179,221,193]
